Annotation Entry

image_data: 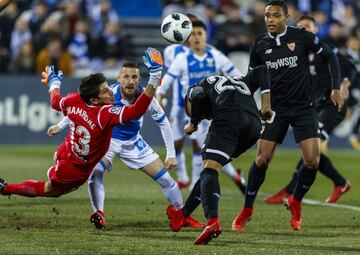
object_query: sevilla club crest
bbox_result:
[287,42,295,51]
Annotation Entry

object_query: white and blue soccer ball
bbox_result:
[161,13,192,44]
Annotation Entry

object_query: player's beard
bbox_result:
[121,87,136,99]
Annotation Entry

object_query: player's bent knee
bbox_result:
[256,153,272,167]
[44,182,62,197]
[303,159,319,170]
[88,169,104,183]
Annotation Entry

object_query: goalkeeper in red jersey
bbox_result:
[0,48,163,199]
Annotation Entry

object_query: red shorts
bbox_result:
[47,144,92,195]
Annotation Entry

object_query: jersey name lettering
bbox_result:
[66,106,96,130]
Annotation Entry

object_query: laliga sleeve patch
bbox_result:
[314,36,319,45]
[109,106,122,115]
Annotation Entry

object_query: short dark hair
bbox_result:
[192,20,207,31]
[185,13,198,22]
[121,61,139,69]
[79,73,106,104]
[296,15,316,25]
[265,0,288,15]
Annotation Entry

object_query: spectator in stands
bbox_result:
[10,13,32,60]
[59,0,86,44]
[28,1,49,35]
[248,1,267,40]
[214,2,251,54]
[10,41,35,73]
[339,4,358,36]
[162,0,184,18]
[324,21,347,49]
[313,10,330,39]
[89,0,119,37]
[0,1,17,72]
[68,19,91,69]
[92,20,125,70]
[162,0,208,26]
[36,36,73,74]
[287,3,300,26]
[33,14,62,54]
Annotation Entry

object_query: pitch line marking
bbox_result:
[258,192,360,212]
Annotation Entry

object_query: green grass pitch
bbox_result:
[0,145,359,254]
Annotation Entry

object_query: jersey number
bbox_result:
[72,125,91,156]
[208,76,251,96]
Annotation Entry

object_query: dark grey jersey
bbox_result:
[249,26,340,110]
[188,65,270,126]
[310,47,357,105]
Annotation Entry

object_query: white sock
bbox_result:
[222,163,237,180]
[175,151,189,183]
[88,162,106,212]
[190,152,202,190]
[154,168,183,210]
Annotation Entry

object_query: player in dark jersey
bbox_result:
[166,65,272,245]
[0,48,163,201]
[232,0,344,232]
[265,15,356,205]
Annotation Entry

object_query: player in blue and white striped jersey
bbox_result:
[157,20,246,192]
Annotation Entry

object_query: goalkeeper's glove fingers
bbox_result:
[41,65,63,92]
[143,47,163,87]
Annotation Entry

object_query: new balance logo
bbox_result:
[213,193,220,198]
[265,49,272,54]
[247,191,257,196]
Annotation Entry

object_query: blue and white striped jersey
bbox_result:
[159,46,241,108]
[110,83,167,141]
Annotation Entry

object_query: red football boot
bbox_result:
[177,180,191,190]
[90,210,106,229]
[166,205,184,232]
[286,195,302,231]
[232,207,253,232]
[194,217,222,245]
[325,180,351,203]
[265,188,290,204]
[184,216,204,229]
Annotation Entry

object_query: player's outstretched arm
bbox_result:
[47,116,70,136]
[121,48,164,123]
[41,65,64,111]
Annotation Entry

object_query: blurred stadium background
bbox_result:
[1,1,360,254]
[0,0,360,147]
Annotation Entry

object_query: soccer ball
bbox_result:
[161,13,192,44]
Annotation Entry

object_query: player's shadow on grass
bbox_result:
[96,226,197,243]
[107,220,204,233]
[106,220,168,232]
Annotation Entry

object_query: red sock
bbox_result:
[3,180,46,197]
